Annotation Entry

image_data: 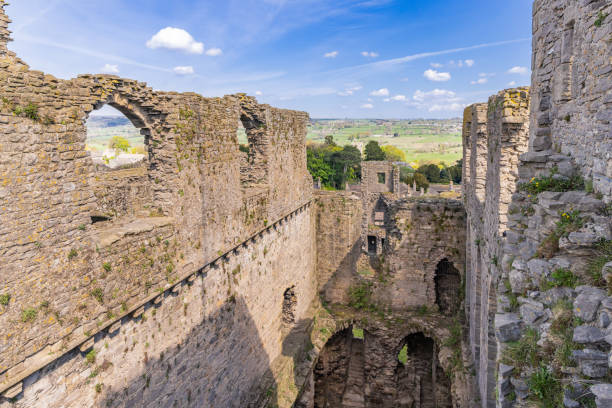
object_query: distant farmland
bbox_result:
[307,119,462,166]
[86,116,143,153]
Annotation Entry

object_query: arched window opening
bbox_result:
[237,113,268,187]
[434,258,461,316]
[86,104,147,171]
[282,286,297,326]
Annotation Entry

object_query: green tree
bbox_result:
[414,173,429,192]
[364,141,385,161]
[417,163,442,183]
[400,166,415,185]
[381,145,406,162]
[330,145,361,189]
[109,136,130,153]
[447,159,462,184]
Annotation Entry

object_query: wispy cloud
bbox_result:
[174,66,195,75]
[326,38,529,77]
[370,88,389,97]
[100,64,119,74]
[205,48,223,56]
[361,51,379,58]
[361,103,374,109]
[13,0,65,32]
[324,51,339,58]
[424,69,451,82]
[19,33,173,73]
[508,66,528,74]
[338,85,362,96]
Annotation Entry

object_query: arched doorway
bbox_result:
[434,258,461,316]
[395,332,452,408]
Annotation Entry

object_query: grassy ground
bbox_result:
[306,120,462,166]
[86,125,144,152]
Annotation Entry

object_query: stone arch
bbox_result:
[83,93,158,221]
[394,332,453,408]
[434,258,461,316]
[313,326,356,408]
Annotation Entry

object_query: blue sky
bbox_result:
[6,0,533,119]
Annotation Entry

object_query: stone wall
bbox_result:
[462,88,530,407]
[1,206,317,408]
[0,1,317,404]
[382,198,466,312]
[315,191,363,305]
[463,1,612,405]
[530,0,612,199]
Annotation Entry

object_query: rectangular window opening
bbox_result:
[367,235,377,254]
[377,173,386,184]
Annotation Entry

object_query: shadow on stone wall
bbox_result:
[96,296,277,408]
[319,240,362,305]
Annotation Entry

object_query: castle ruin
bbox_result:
[1,0,611,407]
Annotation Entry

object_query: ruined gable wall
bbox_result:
[382,198,466,311]
[531,0,612,199]
[0,3,316,404]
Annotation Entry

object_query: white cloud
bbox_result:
[424,69,451,82]
[369,88,389,97]
[391,94,406,101]
[205,48,223,56]
[430,62,443,68]
[361,51,379,58]
[508,81,517,86]
[361,103,374,109]
[100,64,119,74]
[471,78,488,85]
[428,103,465,112]
[255,91,263,96]
[324,51,339,58]
[508,66,528,75]
[338,85,362,96]
[413,89,457,102]
[146,27,204,54]
[173,66,195,75]
[465,59,475,67]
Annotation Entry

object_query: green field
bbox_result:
[87,125,144,152]
[307,119,462,166]
[92,116,462,166]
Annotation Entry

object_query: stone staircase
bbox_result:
[341,337,366,408]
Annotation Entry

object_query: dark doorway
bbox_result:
[367,235,377,254]
[434,258,461,316]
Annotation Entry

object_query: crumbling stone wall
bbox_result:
[530,0,612,199]
[382,198,466,311]
[462,89,530,407]
[463,1,612,406]
[298,315,470,408]
[315,191,364,304]
[0,2,317,405]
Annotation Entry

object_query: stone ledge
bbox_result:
[91,216,175,248]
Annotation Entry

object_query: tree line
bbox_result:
[307,137,462,191]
